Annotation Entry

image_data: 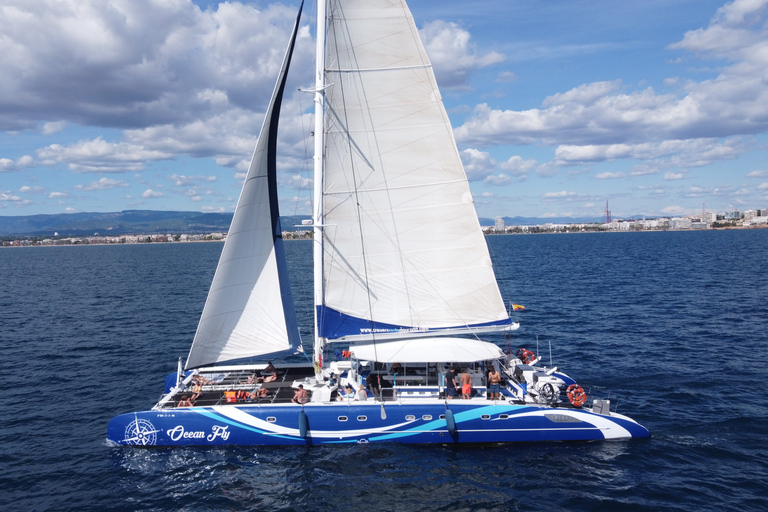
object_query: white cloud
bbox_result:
[419,20,505,89]
[48,191,68,198]
[460,148,496,181]
[499,155,537,178]
[757,182,768,189]
[75,177,129,191]
[285,174,313,190]
[42,121,67,135]
[142,189,164,198]
[542,190,586,202]
[484,173,511,186]
[19,185,44,193]
[664,171,685,180]
[595,171,626,179]
[455,1,768,154]
[495,71,517,83]
[0,0,314,184]
[0,155,34,172]
[747,170,768,177]
[1,192,25,203]
[662,205,689,215]
[37,137,173,173]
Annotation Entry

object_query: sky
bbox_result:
[2,0,768,220]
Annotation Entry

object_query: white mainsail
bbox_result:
[316,0,513,343]
[186,4,304,369]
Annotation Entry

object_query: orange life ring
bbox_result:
[567,384,587,407]
[516,348,535,364]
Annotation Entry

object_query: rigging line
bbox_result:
[295,83,312,218]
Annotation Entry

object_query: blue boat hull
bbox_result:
[107,402,650,446]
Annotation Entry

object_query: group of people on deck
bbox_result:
[444,366,503,400]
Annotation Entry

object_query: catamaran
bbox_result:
[107,0,649,446]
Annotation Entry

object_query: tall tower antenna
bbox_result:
[604,201,611,224]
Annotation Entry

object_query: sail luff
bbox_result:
[312,0,328,378]
[185,2,304,369]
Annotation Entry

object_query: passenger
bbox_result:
[460,368,472,399]
[246,373,263,384]
[338,384,355,400]
[488,368,502,400]
[262,362,278,382]
[292,384,308,404]
[248,387,268,400]
[366,373,381,397]
[177,395,193,407]
[190,382,203,401]
[444,367,457,399]
[357,385,368,401]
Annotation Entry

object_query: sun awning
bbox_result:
[350,337,505,363]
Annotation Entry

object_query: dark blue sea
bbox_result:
[2,230,767,511]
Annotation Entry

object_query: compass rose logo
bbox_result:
[123,417,160,446]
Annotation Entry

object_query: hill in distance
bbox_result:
[0,210,312,237]
[0,210,607,237]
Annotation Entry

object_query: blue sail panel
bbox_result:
[317,305,515,341]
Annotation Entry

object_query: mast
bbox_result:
[312,0,327,379]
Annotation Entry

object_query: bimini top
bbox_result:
[350,337,505,363]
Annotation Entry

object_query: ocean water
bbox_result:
[1,230,767,511]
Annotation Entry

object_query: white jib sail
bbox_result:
[186,5,303,369]
[318,0,511,341]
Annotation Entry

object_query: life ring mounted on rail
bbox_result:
[567,384,587,408]
[516,348,535,365]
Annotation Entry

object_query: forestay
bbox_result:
[318,0,512,341]
[185,4,304,369]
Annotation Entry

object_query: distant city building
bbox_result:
[494,217,505,232]
[670,217,692,230]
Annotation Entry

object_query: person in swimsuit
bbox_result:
[460,369,472,399]
[177,395,193,407]
[488,368,502,400]
[292,384,308,404]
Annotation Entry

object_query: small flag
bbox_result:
[513,304,525,311]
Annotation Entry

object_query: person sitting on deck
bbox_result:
[337,384,355,401]
[261,362,278,383]
[190,382,203,402]
[177,395,194,407]
[366,373,380,397]
[248,387,268,400]
[292,384,308,404]
[356,385,368,401]
[245,373,263,384]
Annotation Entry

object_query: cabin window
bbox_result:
[338,416,348,422]
[422,415,432,420]
[266,417,276,423]
[405,415,416,421]
[357,416,367,421]
[439,414,445,420]
[481,414,491,420]
[499,414,509,419]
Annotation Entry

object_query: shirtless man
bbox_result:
[460,369,472,399]
[488,368,502,400]
[292,384,308,404]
